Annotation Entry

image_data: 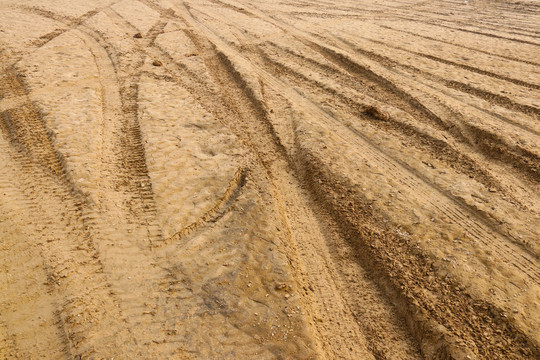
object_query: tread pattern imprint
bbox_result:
[0,0,539,359]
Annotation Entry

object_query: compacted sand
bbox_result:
[0,0,539,359]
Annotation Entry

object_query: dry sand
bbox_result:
[0,0,539,359]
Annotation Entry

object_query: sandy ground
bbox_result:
[0,0,539,359]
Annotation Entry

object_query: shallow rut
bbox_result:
[1,0,539,359]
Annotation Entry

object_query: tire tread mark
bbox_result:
[167,166,246,242]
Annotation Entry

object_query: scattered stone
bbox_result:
[275,283,287,291]
[133,32,143,38]
[363,105,389,121]
[152,60,163,67]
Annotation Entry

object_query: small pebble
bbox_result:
[275,283,287,291]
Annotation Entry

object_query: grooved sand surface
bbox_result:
[1,0,539,359]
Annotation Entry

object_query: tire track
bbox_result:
[304,33,540,184]
[10,6,193,357]
[3,0,539,358]
[138,2,425,358]
[23,5,165,244]
[254,42,528,205]
[392,14,540,47]
[206,0,540,294]
[167,166,246,243]
[138,11,375,360]
[330,33,540,123]
[4,19,176,357]
[68,17,190,358]
[391,8,540,40]
[96,9,165,243]
[19,4,122,49]
[383,43,539,91]
[181,23,420,360]
[0,175,69,359]
[184,0,540,305]
[150,0,540,358]
[378,24,540,67]
[0,108,133,359]
[265,36,540,140]
[295,139,539,359]
[293,40,540,186]
[306,33,540,119]
[0,70,70,181]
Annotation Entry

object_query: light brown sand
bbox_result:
[1,0,539,359]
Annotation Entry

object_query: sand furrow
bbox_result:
[1,0,539,358]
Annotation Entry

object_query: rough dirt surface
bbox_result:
[1,0,539,359]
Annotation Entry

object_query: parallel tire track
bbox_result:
[2,0,539,358]
[158,0,540,358]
